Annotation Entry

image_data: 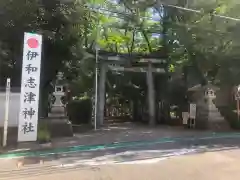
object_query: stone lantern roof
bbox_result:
[187,83,220,92]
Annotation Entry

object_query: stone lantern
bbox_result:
[205,88,215,98]
[53,72,65,107]
[187,83,220,129]
[203,84,219,103]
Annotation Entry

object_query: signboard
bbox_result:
[235,87,240,100]
[235,94,240,101]
[189,103,197,119]
[18,32,42,142]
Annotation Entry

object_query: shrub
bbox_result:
[67,97,92,125]
[229,118,240,129]
[37,122,51,143]
[218,106,240,129]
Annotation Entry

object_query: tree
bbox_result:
[164,0,240,86]
[0,0,93,116]
[65,0,167,98]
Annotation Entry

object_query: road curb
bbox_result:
[1,132,240,159]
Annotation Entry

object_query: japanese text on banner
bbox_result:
[18,33,42,142]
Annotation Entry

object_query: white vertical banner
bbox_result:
[18,32,42,142]
[189,103,197,119]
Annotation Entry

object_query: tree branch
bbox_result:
[130,30,136,53]
[141,29,152,52]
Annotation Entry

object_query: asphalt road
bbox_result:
[20,148,240,180]
[0,137,240,180]
[1,134,240,178]
[41,135,240,167]
[0,93,20,127]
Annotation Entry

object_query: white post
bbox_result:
[3,78,11,147]
[237,99,240,121]
[94,12,100,130]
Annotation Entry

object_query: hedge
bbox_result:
[218,106,240,129]
[67,98,92,125]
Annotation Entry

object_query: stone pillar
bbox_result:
[147,62,156,126]
[97,63,107,126]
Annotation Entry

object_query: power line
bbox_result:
[86,3,235,36]
[158,1,240,22]
[88,0,240,22]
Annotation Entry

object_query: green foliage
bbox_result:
[62,0,168,101]
[86,0,164,54]
[67,98,92,125]
[168,64,175,72]
[166,0,240,85]
[0,0,88,85]
[4,0,240,113]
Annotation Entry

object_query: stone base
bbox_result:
[47,120,73,138]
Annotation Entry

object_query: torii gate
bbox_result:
[91,50,168,127]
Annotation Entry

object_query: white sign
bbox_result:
[235,86,240,100]
[182,112,189,125]
[18,32,42,142]
[189,103,197,119]
[235,94,240,101]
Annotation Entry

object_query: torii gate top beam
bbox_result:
[88,49,168,73]
[88,49,168,64]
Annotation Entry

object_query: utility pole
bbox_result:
[94,45,99,130]
[94,4,101,130]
